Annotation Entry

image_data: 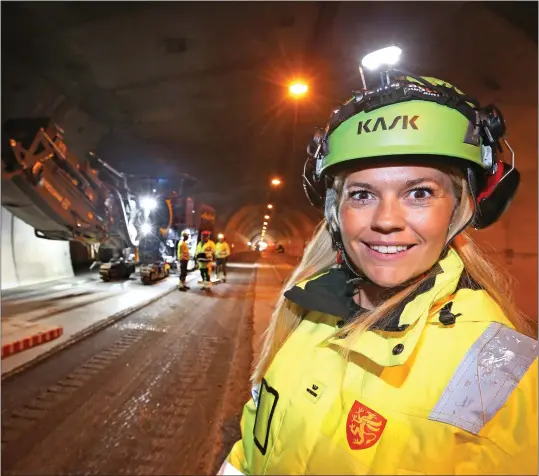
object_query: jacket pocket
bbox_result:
[253,378,279,456]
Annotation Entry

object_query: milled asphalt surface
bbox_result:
[1,255,259,475]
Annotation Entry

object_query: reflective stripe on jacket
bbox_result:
[177,240,190,261]
[227,248,538,475]
[216,242,231,259]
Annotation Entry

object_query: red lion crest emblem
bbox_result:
[346,400,387,450]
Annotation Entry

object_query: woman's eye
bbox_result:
[408,187,433,200]
[349,190,373,201]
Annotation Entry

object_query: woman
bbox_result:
[220,72,537,475]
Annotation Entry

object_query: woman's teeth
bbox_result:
[369,244,411,254]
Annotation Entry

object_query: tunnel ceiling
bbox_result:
[2,2,536,220]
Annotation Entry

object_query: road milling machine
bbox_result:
[1,117,204,283]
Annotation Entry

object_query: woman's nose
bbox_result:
[371,198,406,233]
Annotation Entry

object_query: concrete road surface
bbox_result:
[1,256,263,475]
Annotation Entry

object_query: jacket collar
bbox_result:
[284,248,466,367]
[284,267,359,322]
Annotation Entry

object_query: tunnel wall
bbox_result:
[450,4,538,322]
[1,207,74,290]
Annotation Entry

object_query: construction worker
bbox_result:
[215,233,231,282]
[195,230,215,289]
[219,64,537,474]
[177,230,191,291]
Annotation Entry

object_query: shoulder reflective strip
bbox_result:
[429,323,538,434]
[252,384,261,409]
[217,461,245,476]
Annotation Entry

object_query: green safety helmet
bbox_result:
[303,73,519,231]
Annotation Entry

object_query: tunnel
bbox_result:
[1,2,537,475]
[223,205,318,256]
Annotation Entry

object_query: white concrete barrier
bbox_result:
[1,207,74,290]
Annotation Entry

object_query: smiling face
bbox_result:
[338,163,459,288]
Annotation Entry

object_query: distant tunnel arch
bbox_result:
[223,205,317,256]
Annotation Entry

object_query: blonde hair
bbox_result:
[252,167,533,384]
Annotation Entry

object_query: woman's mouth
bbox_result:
[362,242,416,259]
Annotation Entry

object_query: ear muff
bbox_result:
[473,159,520,229]
[302,157,325,209]
[302,127,330,209]
[469,106,518,228]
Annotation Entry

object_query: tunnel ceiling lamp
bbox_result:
[217,233,224,240]
[288,81,308,97]
[361,46,402,71]
[141,197,157,211]
[264,215,270,220]
[271,178,282,186]
[267,204,273,209]
[247,241,252,246]
[263,221,268,225]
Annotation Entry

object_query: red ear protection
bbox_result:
[473,159,520,229]
[477,158,506,202]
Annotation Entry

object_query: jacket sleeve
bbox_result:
[472,358,538,475]
[222,397,258,475]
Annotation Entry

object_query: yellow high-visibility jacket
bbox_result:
[224,248,538,475]
[216,242,231,259]
[177,240,190,261]
[195,240,215,269]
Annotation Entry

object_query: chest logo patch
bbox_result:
[346,400,387,450]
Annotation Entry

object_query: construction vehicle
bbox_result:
[1,117,208,283]
[99,259,136,282]
[140,261,170,284]
[132,176,201,284]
